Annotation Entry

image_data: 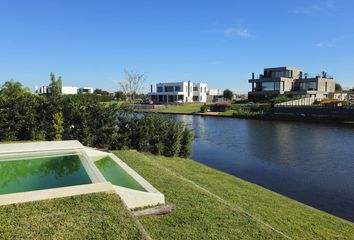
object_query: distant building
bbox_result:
[207,89,223,102]
[35,85,93,95]
[148,81,208,103]
[248,67,335,102]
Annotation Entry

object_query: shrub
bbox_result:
[0,81,193,158]
[179,128,194,158]
[52,112,64,140]
[200,104,209,113]
[210,103,231,112]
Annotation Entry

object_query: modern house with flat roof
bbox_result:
[148,81,208,103]
[248,67,335,101]
[36,85,94,95]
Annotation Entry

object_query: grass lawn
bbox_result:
[0,150,352,239]
[0,193,146,239]
[115,150,354,240]
[152,103,204,114]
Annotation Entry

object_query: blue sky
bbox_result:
[1,0,354,93]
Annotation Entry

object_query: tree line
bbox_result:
[0,78,193,158]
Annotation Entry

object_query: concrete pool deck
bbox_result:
[0,141,165,208]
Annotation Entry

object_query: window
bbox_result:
[175,86,181,92]
[165,86,174,92]
[272,70,292,78]
[157,87,163,92]
[262,82,279,91]
[193,87,199,91]
[299,82,317,91]
[274,82,280,91]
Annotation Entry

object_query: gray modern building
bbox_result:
[248,67,335,101]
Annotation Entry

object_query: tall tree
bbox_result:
[0,80,30,97]
[335,83,343,92]
[223,89,234,100]
[119,69,146,102]
[50,72,62,96]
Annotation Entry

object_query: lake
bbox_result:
[168,114,354,222]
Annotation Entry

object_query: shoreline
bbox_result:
[139,110,354,126]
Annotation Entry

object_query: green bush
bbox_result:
[200,104,209,113]
[52,112,64,140]
[0,81,193,158]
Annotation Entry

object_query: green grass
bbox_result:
[219,109,236,116]
[0,193,146,239]
[152,103,204,114]
[0,149,352,239]
[114,150,354,240]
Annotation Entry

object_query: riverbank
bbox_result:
[116,150,353,239]
[0,150,352,239]
[145,103,354,125]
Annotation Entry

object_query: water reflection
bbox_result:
[169,114,354,222]
[0,155,84,190]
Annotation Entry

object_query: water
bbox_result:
[0,153,91,194]
[168,114,354,222]
[94,156,146,192]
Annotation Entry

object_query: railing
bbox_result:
[275,97,323,107]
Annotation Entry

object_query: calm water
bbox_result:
[95,156,146,191]
[0,154,91,194]
[169,114,354,222]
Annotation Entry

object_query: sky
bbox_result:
[1,0,354,93]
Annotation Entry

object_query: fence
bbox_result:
[275,97,322,107]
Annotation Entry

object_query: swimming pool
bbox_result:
[0,151,91,195]
[94,156,146,192]
[0,141,165,209]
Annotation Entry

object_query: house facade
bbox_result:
[148,81,208,103]
[36,85,94,95]
[248,67,335,101]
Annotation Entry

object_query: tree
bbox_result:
[94,89,110,95]
[50,72,62,96]
[114,91,126,101]
[119,69,146,102]
[0,80,30,97]
[335,83,343,92]
[223,89,234,100]
[52,112,64,140]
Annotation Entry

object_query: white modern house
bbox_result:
[207,88,223,102]
[35,85,94,95]
[148,81,208,103]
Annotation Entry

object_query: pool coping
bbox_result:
[0,141,165,208]
[0,182,115,206]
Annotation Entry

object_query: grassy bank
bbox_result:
[152,103,204,114]
[0,150,352,239]
[0,193,146,239]
[115,150,353,240]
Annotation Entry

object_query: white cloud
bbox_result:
[224,28,253,38]
[315,38,341,48]
[294,0,334,15]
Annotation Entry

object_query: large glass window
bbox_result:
[193,87,199,91]
[272,70,292,78]
[299,82,317,91]
[157,87,163,92]
[175,86,181,92]
[308,82,317,90]
[164,86,174,92]
[262,82,276,91]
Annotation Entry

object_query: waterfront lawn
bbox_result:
[152,103,204,114]
[114,150,354,240]
[0,193,146,239]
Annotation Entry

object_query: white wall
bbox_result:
[62,86,78,94]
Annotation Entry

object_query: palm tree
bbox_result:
[0,80,30,97]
